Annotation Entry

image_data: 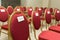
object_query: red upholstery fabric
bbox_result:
[23,7,26,11]
[32,11,41,30]
[55,10,60,21]
[10,12,29,40]
[38,31,60,40]
[57,24,60,26]
[0,8,8,22]
[2,25,8,30]
[27,8,33,17]
[37,8,43,16]
[7,6,13,15]
[50,8,53,13]
[49,26,60,33]
[45,10,51,24]
[20,7,24,12]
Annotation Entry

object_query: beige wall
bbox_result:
[21,0,42,8]
[0,0,1,6]
[41,0,50,8]
[50,0,60,9]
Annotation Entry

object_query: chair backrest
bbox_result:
[32,11,41,30]
[45,9,51,24]
[7,6,13,15]
[27,7,33,17]
[0,6,9,22]
[8,11,29,40]
[23,7,26,11]
[37,8,43,16]
[55,9,60,21]
[50,8,53,13]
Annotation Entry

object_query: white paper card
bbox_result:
[30,9,32,11]
[17,9,20,11]
[35,13,39,16]
[57,11,60,13]
[17,16,24,22]
[47,11,50,14]
[39,8,41,10]
[1,9,5,12]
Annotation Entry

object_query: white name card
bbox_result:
[47,11,50,14]
[35,13,39,16]
[30,9,32,11]
[17,16,24,22]
[1,9,5,12]
[39,8,41,10]
[57,10,60,13]
[17,9,20,11]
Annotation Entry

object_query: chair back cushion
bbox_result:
[0,7,8,22]
[10,12,29,40]
[7,6,13,15]
[45,10,51,24]
[32,11,41,30]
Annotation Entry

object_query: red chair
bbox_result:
[50,8,53,14]
[7,6,13,15]
[27,7,33,17]
[55,9,60,24]
[20,6,24,12]
[36,8,43,16]
[23,7,26,11]
[0,6,9,31]
[45,9,51,29]
[38,31,60,40]
[8,11,31,40]
[49,25,60,33]
[31,11,41,40]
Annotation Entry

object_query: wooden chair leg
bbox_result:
[40,20,43,31]
[29,34,31,40]
[33,27,37,40]
[30,23,33,33]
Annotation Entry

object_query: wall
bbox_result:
[21,0,42,8]
[0,0,1,6]
[50,0,60,9]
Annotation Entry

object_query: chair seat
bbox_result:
[2,24,8,30]
[38,31,60,40]
[49,26,60,33]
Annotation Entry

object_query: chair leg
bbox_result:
[40,20,43,31]
[30,23,33,33]
[29,34,31,40]
[33,27,37,40]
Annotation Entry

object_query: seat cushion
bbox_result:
[49,26,60,33]
[38,31,60,40]
[2,24,8,30]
